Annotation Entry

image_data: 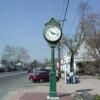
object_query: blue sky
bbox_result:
[0,0,100,62]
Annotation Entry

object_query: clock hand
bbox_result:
[49,30,55,35]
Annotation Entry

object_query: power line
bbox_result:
[57,0,70,79]
[51,0,56,18]
[54,0,58,19]
[60,0,66,19]
[56,0,60,19]
[62,0,70,29]
[87,0,90,3]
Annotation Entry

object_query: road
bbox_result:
[0,72,49,99]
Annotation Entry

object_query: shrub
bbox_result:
[95,95,100,100]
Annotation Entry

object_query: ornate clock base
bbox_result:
[47,96,59,100]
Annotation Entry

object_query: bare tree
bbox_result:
[16,47,30,63]
[85,13,100,58]
[44,58,58,67]
[30,60,45,69]
[2,45,30,68]
[84,12,100,73]
[62,33,85,72]
[61,3,90,72]
[77,3,100,74]
[44,58,51,67]
[30,60,39,69]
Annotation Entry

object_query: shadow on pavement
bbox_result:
[76,89,93,93]
[59,93,72,97]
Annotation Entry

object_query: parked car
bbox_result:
[30,71,49,82]
[29,70,59,82]
[0,68,4,72]
[38,69,50,75]
[29,72,35,80]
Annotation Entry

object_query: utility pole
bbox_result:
[57,19,67,79]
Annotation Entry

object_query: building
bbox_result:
[0,60,12,72]
[60,42,95,74]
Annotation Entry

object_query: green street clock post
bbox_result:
[43,18,62,99]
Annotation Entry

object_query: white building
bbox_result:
[60,42,95,74]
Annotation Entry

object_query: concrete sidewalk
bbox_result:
[2,76,100,100]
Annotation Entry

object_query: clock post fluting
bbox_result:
[43,18,62,99]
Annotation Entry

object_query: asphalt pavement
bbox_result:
[0,71,49,100]
[0,72,27,99]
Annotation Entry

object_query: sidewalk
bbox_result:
[2,76,100,100]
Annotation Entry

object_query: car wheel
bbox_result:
[33,80,36,82]
[40,79,44,83]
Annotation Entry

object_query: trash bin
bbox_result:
[72,73,76,84]
[69,72,76,84]
[70,73,76,84]
[66,74,71,84]
[70,75,73,83]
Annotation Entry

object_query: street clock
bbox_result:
[43,18,62,44]
[43,18,62,99]
[44,25,62,42]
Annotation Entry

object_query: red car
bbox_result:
[29,71,49,82]
[29,71,59,82]
[29,73,35,80]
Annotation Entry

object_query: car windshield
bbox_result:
[34,72,40,75]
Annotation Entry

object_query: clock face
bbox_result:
[44,25,62,42]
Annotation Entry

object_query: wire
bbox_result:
[56,0,59,19]
[51,0,56,18]
[60,0,66,19]
[87,0,90,3]
[54,0,58,19]
[62,0,70,29]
